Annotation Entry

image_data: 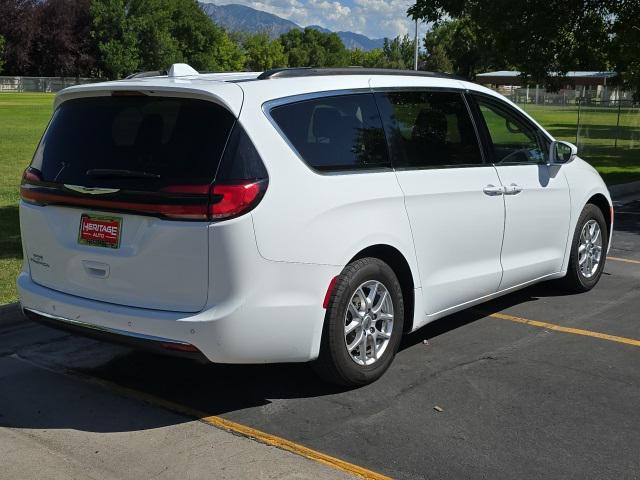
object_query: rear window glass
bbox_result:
[269,93,390,172]
[31,96,236,189]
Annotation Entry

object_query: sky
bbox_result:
[202,0,430,40]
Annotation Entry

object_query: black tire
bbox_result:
[559,203,608,292]
[312,257,404,387]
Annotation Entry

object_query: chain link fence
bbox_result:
[495,86,634,106]
[576,99,640,150]
[493,86,640,185]
[0,76,98,93]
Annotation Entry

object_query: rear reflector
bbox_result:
[160,342,200,353]
[323,276,339,309]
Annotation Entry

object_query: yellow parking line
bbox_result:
[75,372,392,480]
[608,256,640,265]
[488,312,640,348]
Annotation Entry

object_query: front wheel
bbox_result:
[560,204,608,292]
[313,257,404,387]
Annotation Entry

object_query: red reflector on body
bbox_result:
[160,342,199,353]
[323,276,339,309]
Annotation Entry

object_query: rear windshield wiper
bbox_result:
[86,169,161,179]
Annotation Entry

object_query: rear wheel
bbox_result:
[560,204,608,292]
[313,257,404,387]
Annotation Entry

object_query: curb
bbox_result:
[609,180,640,200]
[0,302,24,329]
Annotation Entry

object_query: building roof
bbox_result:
[477,70,617,79]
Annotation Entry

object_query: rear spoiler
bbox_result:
[54,81,244,117]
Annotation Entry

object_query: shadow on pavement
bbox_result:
[50,281,581,419]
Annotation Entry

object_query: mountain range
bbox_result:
[198,3,385,51]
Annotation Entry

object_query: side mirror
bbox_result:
[549,141,577,165]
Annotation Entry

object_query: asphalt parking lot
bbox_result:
[2,199,639,480]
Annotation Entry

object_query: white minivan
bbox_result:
[18,66,613,386]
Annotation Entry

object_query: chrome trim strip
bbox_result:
[23,307,191,346]
[262,88,372,110]
[64,185,121,195]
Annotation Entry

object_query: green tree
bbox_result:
[0,35,5,74]
[279,28,349,67]
[363,49,385,68]
[349,48,387,68]
[381,35,415,70]
[91,0,244,79]
[423,17,501,78]
[243,32,287,71]
[350,37,422,70]
[91,0,139,79]
[423,43,452,73]
[409,0,619,88]
[611,0,640,100]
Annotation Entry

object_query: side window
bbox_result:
[473,95,548,164]
[269,93,390,172]
[375,90,483,168]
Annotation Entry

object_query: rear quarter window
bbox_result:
[268,93,390,172]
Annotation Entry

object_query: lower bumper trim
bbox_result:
[23,307,208,361]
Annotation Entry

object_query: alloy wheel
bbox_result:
[344,280,394,366]
[578,219,602,279]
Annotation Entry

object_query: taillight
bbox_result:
[160,180,266,221]
[22,168,43,184]
[210,181,265,220]
[20,168,44,204]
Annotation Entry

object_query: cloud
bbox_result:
[203,0,428,39]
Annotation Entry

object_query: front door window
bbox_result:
[474,96,548,165]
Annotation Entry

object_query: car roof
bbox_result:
[54,64,510,119]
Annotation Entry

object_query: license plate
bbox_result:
[78,214,122,249]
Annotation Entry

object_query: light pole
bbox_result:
[413,17,419,71]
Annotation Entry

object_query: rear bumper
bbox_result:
[17,252,338,363]
[22,307,208,361]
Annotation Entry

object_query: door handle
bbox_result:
[483,184,504,196]
[503,183,523,195]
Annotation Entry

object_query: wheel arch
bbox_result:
[348,244,416,333]
[586,193,612,240]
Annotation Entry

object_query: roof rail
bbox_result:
[126,70,167,79]
[257,67,461,80]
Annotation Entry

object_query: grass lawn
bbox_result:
[520,104,640,185]
[0,93,638,304]
[0,93,54,303]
